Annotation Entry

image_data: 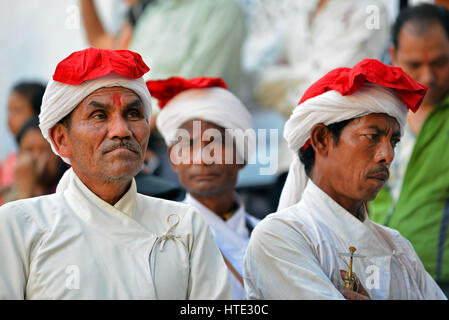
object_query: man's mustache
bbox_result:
[366,166,390,180]
[101,139,140,154]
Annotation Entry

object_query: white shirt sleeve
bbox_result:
[0,201,45,299]
[244,216,345,300]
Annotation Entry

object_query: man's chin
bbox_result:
[363,189,383,202]
[101,166,141,181]
[190,187,223,198]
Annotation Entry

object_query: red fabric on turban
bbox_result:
[298,59,427,113]
[146,76,227,108]
[53,47,149,85]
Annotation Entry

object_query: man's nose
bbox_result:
[375,141,394,165]
[107,115,132,139]
[419,65,437,87]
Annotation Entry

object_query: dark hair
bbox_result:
[57,112,72,130]
[11,81,46,115]
[299,119,353,176]
[392,3,449,49]
[16,116,40,145]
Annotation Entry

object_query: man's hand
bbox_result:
[340,270,371,300]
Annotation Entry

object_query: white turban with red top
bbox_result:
[148,77,254,163]
[278,59,427,210]
[39,47,152,164]
[38,48,152,192]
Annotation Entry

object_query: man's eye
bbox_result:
[128,110,141,118]
[407,63,421,70]
[365,134,378,140]
[92,112,106,119]
[392,139,400,147]
[432,58,449,69]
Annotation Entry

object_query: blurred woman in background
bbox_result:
[1,82,46,204]
[1,116,67,203]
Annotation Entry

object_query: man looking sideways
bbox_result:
[244,59,446,300]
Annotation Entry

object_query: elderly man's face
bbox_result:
[316,113,401,204]
[391,22,449,106]
[169,119,244,197]
[62,87,150,183]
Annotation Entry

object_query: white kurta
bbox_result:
[244,180,446,300]
[0,172,231,300]
[184,193,259,300]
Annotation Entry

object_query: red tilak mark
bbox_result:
[423,53,430,64]
[112,93,123,106]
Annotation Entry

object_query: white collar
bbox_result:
[183,192,250,238]
[71,170,137,217]
[298,180,391,256]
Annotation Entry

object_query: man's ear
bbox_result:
[49,124,72,159]
[310,123,331,156]
[389,45,398,66]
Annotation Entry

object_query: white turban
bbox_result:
[39,73,152,164]
[277,83,408,210]
[156,87,254,163]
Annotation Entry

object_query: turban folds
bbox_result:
[39,48,152,164]
[148,77,254,163]
[278,59,427,210]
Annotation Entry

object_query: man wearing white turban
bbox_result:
[0,48,231,300]
[243,59,446,299]
[148,76,259,299]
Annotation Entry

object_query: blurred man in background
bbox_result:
[369,3,449,295]
[149,76,260,299]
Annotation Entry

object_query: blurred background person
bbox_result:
[81,0,246,95]
[1,116,67,203]
[7,82,45,138]
[435,0,449,9]
[254,0,390,118]
[369,3,449,296]
[1,81,46,205]
[80,0,151,50]
[149,76,260,299]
